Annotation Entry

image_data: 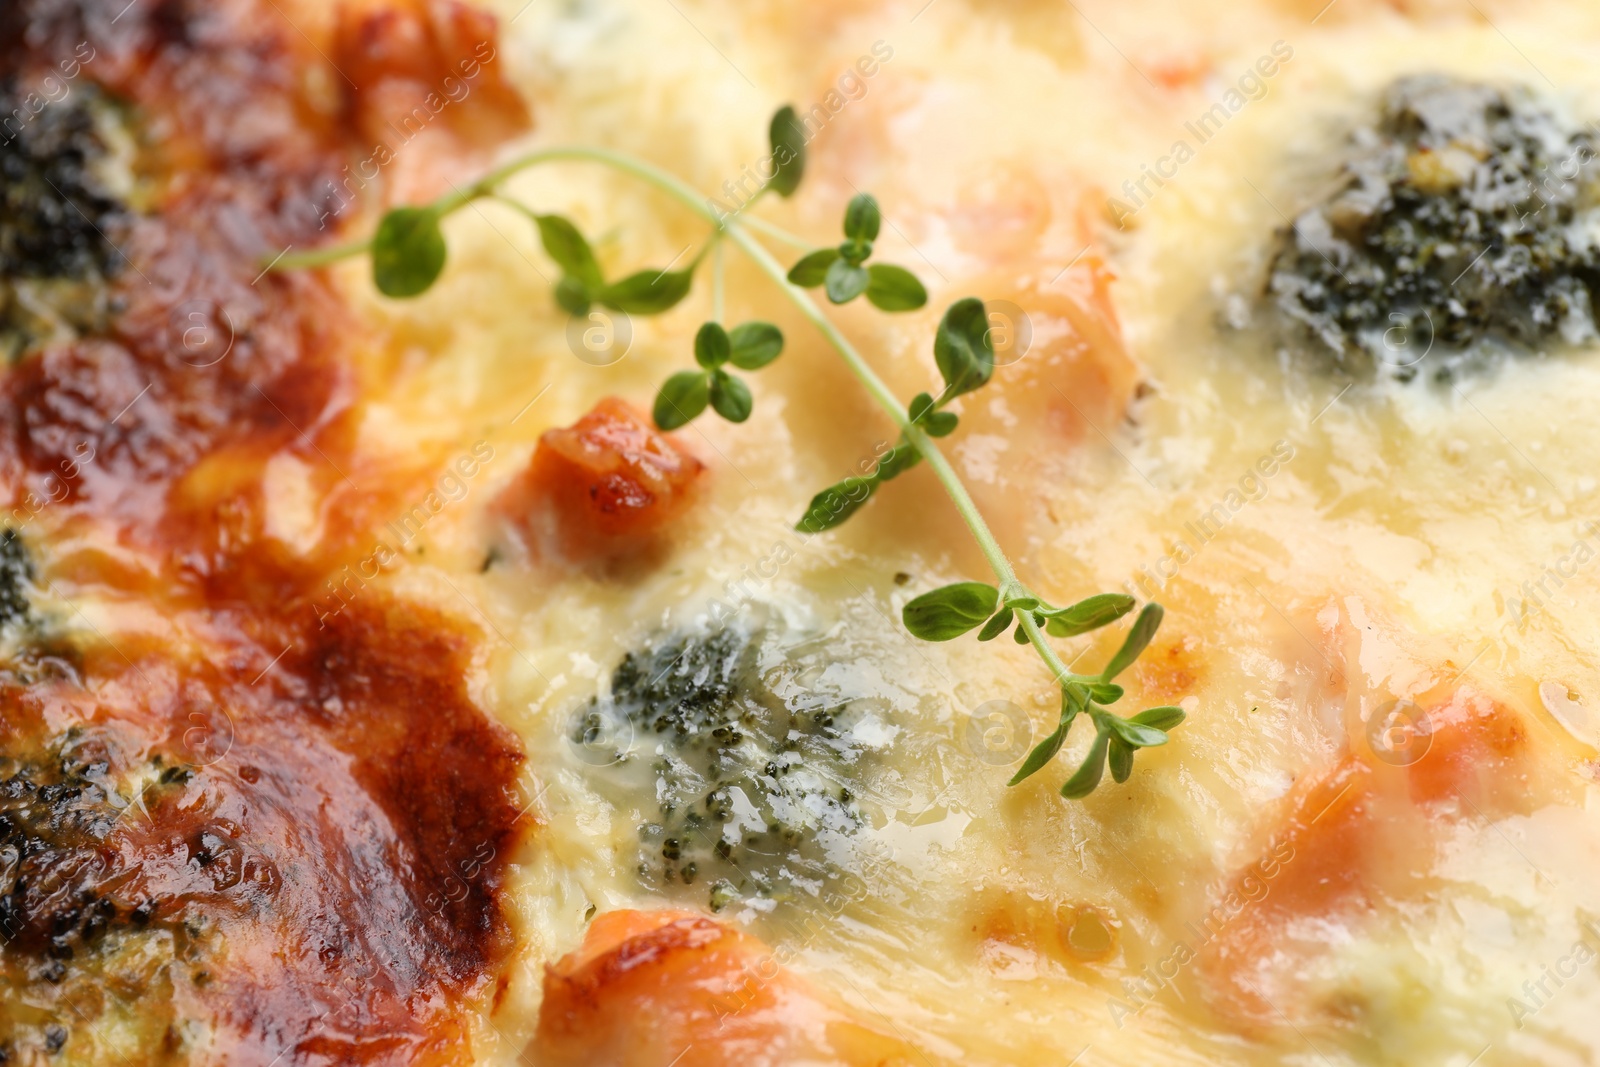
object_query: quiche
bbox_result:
[5,0,1600,1065]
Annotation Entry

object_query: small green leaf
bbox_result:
[933,297,996,399]
[1102,713,1170,749]
[824,258,870,304]
[1006,596,1041,611]
[535,214,603,289]
[873,442,919,482]
[1043,593,1138,638]
[902,581,1000,641]
[844,193,882,242]
[372,207,447,298]
[787,249,839,287]
[977,607,1014,642]
[555,275,591,316]
[599,268,693,314]
[839,239,874,267]
[865,264,928,311]
[795,476,878,533]
[1131,706,1186,732]
[1013,622,1031,644]
[728,322,784,369]
[653,371,709,430]
[709,370,753,423]
[1108,737,1134,783]
[695,322,731,368]
[767,106,807,198]
[1009,709,1074,786]
[1088,682,1124,705]
[1101,602,1164,682]
[907,395,960,437]
[1060,729,1110,799]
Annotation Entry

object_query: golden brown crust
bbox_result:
[0,1,530,1062]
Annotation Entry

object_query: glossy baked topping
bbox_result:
[0,2,528,1062]
[12,1,1600,1066]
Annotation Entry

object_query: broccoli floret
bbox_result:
[0,529,34,631]
[0,81,127,362]
[1268,75,1600,381]
[576,626,877,912]
[0,731,201,1059]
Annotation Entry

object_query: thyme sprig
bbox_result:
[268,107,1187,798]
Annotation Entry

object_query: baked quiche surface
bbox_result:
[5,0,1600,1065]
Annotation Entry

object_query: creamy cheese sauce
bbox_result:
[320,1,1600,1064]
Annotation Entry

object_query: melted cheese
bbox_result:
[222,0,1600,1063]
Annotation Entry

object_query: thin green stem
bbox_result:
[488,192,543,225]
[728,184,771,221]
[719,218,1091,700]
[721,223,1014,579]
[712,240,726,324]
[273,238,373,271]
[269,146,721,273]
[1016,613,1078,689]
[269,141,1080,696]
[738,214,814,250]
[477,146,722,224]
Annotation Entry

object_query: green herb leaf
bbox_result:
[1131,706,1186,732]
[767,106,807,198]
[843,193,882,243]
[1060,729,1110,799]
[976,607,1014,642]
[1088,682,1124,705]
[695,322,731,368]
[933,297,996,399]
[709,370,753,423]
[793,439,924,534]
[535,214,603,289]
[1102,713,1169,749]
[1042,593,1138,638]
[902,581,1001,641]
[728,322,784,369]
[923,411,958,437]
[787,249,839,287]
[908,392,936,423]
[555,275,592,316]
[372,207,447,298]
[1108,737,1134,783]
[653,371,709,430]
[865,264,928,311]
[599,268,693,314]
[839,240,874,267]
[824,258,870,304]
[874,441,922,482]
[1013,622,1031,644]
[1009,697,1078,786]
[795,476,878,533]
[1101,602,1163,682]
